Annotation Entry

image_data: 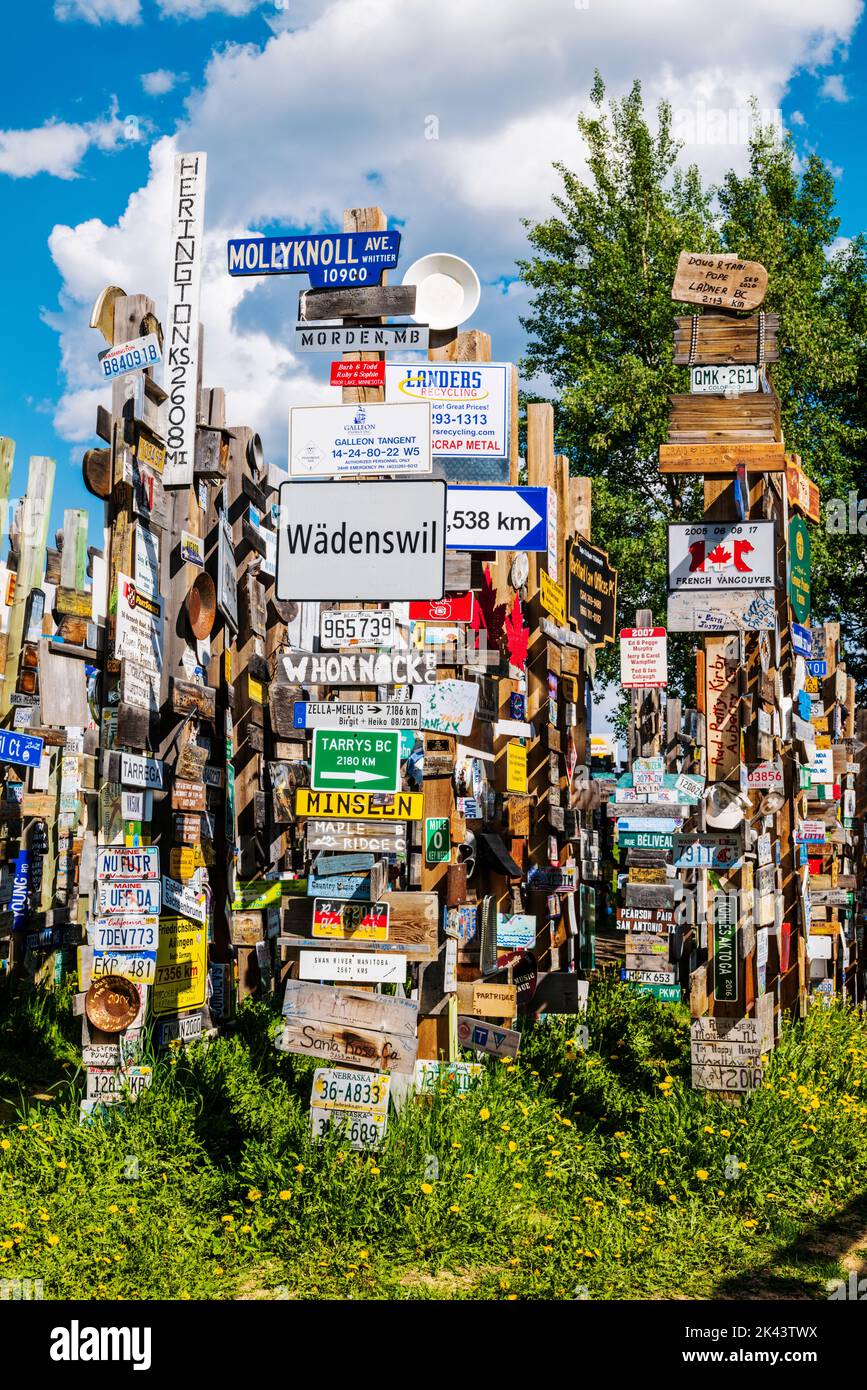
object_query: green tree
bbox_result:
[520,74,867,706]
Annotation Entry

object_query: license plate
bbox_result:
[91,950,156,984]
[310,1108,388,1150]
[690,364,759,394]
[311,1068,390,1110]
[320,610,395,649]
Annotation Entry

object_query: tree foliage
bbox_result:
[519,74,867,706]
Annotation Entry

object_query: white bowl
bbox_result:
[401,253,481,330]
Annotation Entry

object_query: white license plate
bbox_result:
[310,1107,387,1150]
[320,610,395,649]
[690,364,759,394]
[311,1068,390,1111]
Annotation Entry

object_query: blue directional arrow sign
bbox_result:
[227,230,401,287]
[446,485,548,551]
[0,731,43,767]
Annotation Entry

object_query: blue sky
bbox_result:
[1,0,864,541]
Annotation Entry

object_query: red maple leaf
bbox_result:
[473,564,507,646]
[503,594,529,671]
[707,544,732,566]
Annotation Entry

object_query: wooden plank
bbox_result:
[659,443,785,474]
[671,252,767,311]
[1,456,55,718]
[299,284,416,321]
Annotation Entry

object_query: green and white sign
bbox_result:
[311,729,401,793]
[424,816,451,865]
[618,830,673,850]
[789,517,811,624]
[713,892,738,1003]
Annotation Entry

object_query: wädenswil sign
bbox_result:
[289,402,432,477]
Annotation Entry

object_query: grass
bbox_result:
[2,972,867,1300]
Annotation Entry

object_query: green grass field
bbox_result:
[2,974,867,1301]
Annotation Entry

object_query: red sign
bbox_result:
[329,360,386,388]
[409,593,475,623]
[619,627,667,689]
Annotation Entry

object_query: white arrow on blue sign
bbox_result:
[446,486,548,551]
[792,623,812,658]
[227,231,400,287]
[0,731,43,767]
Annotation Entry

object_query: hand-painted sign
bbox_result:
[620,627,667,687]
[277,979,417,1073]
[228,230,401,285]
[280,650,436,686]
[295,323,429,353]
[666,588,776,632]
[289,402,432,478]
[311,729,401,793]
[0,731,43,767]
[786,458,821,524]
[163,152,206,487]
[566,537,617,645]
[304,820,408,854]
[277,480,446,602]
[668,522,775,590]
[445,485,548,551]
[789,517,811,623]
[294,701,422,732]
[671,252,767,311]
[99,333,161,380]
[411,679,479,736]
[385,361,511,459]
[319,609,395,649]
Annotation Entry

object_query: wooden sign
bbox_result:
[786,457,821,524]
[130,461,169,530]
[671,252,767,311]
[120,660,160,714]
[298,950,407,984]
[659,443,785,474]
[456,1016,520,1060]
[277,979,418,1074]
[171,678,216,720]
[293,323,429,354]
[136,428,166,475]
[279,650,436,687]
[566,537,617,645]
[667,589,776,632]
[673,313,779,366]
[705,636,740,781]
[172,780,208,812]
[304,819,408,854]
[55,587,92,618]
[460,981,517,1019]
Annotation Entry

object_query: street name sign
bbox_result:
[228,230,401,285]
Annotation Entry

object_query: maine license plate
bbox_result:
[320,609,395,649]
[690,364,759,394]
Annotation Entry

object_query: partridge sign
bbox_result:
[667,522,775,591]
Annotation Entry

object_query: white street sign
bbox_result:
[162,152,206,487]
[293,323,430,353]
[298,951,408,984]
[277,480,446,602]
[319,609,395,649]
[118,752,164,790]
[289,402,432,478]
[445,485,548,550]
[620,627,667,688]
[293,702,422,731]
[668,523,776,591]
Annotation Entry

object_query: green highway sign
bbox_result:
[310,729,402,793]
[628,982,681,1003]
[425,817,451,865]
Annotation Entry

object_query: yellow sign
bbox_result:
[170,846,205,880]
[540,570,566,627]
[295,789,423,821]
[137,431,166,474]
[153,917,207,1017]
[506,741,528,794]
[248,677,264,704]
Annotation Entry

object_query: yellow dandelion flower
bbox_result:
[295,1164,305,1173]
[247,1189,261,1201]
[370,1166,380,1175]
[56,1160,67,1170]
[703,1126,714,1134]
[451,1141,462,1149]
[513,1182,523,1190]
[240,1225,252,1234]
[221,1215,234,1224]
[47,1234,59,1246]
[421,1183,434,1195]
[0,1140,10,1151]
[449,1205,461,1213]
[108,1204,119,1214]
[479,1108,490,1121]
[279,1190,292,1201]
[696,1170,709,1182]
[508,1141,517,1153]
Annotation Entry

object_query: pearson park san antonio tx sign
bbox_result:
[227,230,401,286]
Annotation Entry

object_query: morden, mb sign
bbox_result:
[277,480,446,602]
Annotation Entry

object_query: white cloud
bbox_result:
[156,0,264,15]
[789,109,806,124]
[0,111,125,179]
[820,73,850,101]
[54,0,141,22]
[141,69,181,96]
[46,0,863,466]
